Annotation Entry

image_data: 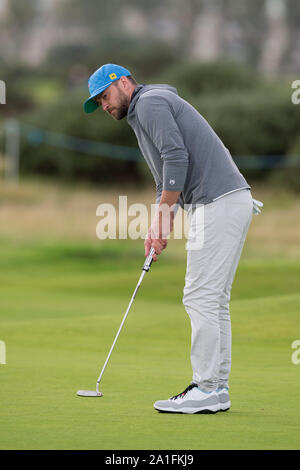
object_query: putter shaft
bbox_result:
[96,248,155,393]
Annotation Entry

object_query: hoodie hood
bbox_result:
[127,84,178,123]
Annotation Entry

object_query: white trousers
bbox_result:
[183,189,253,391]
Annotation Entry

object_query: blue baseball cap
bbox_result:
[83,64,131,113]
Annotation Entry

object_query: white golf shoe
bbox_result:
[217,387,231,411]
[153,383,220,414]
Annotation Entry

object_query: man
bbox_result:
[84,63,260,414]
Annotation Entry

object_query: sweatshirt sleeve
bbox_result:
[136,94,189,192]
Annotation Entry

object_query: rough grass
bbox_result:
[0,177,300,260]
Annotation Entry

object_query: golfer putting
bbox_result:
[82,63,262,413]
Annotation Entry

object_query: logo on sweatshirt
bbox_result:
[169,178,175,186]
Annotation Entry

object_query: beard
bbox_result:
[109,88,130,120]
[112,102,129,120]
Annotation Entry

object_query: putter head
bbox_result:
[77,390,103,397]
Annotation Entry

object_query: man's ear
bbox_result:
[120,76,129,90]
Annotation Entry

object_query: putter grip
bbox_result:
[143,247,155,272]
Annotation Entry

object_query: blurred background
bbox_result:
[0,0,300,254]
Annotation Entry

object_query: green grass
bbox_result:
[0,239,300,450]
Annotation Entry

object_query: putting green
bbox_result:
[0,240,299,449]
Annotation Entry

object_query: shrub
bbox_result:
[16,89,144,184]
[191,85,300,182]
[268,137,300,192]
[154,60,264,99]
[1,61,298,187]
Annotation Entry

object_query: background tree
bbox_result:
[4,0,38,61]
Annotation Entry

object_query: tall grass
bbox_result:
[0,177,299,259]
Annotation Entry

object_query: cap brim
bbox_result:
[83,83,111,113]
[83,97,99,113]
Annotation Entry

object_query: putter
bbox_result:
[77,247,156,397]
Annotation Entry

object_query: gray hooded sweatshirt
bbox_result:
[127,84,250,209]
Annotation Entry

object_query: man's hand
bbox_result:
[144,232,167,261]
[144,190,180,261]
